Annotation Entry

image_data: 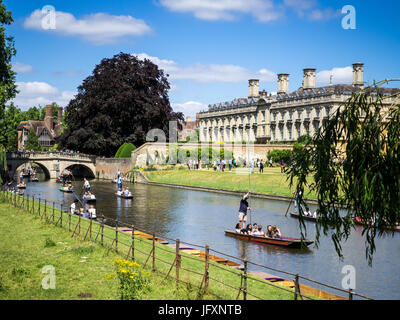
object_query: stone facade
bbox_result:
[197,63,399,144]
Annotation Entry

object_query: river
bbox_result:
[16,177,400,300]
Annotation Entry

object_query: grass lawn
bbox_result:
[144,167,317,199]
[0,194,308,300]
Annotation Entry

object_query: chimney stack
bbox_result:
[45,105,53,130]
[277,74,289,94]
[303,68,316,89]
[248,79,260,98]
[57,107,63,122]
[352,63,364,87]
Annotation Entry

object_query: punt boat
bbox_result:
[17,183,26,189]
[290,212,318,222]
[116,191,133,199]
[83,194,96,202]
[224,230,314,249]
[59,186,74,193]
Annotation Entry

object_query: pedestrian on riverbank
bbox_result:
[238,192,251,230]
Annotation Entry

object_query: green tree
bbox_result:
[0,146,6,184]
[58,53,183,157]
[0,0,17,124]
[0,103,25,151]
[24,130,42,152]
[289,81,400,265]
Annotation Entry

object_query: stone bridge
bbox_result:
[6,152,98,180]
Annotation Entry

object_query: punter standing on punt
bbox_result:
[238,192,251,230]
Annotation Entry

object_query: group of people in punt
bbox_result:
[70,200,97,220]
[236,191,282,239]
[235,223,282,239]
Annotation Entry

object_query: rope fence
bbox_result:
[0,189,374,301]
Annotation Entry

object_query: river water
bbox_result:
[17,177,400,300]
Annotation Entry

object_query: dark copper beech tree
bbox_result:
[58,53,183,157]
[289,80,400,265]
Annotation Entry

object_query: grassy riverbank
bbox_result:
[0,195,305,300]
[144,167,317,199]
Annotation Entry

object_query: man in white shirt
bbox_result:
[70,200,78,215]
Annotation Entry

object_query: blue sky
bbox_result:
[6,0,400,118]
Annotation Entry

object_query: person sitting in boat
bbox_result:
[252,223,258,233]
[244,224,253,235]
[305,207,313,217]
[88,205,97,220]
[265,225,274,238]
[79,208,90,219]
[253,225,264,236]
[272,225,282,239]
[235,223,241,233]
[123,188,131,197]
[312,210,318,219]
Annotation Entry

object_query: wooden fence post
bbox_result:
[60,204,63,228]
[349,289,353,300]
[176,239,180,286]
[152,233,156,271]
[100,215,104,246]
[131,225,135,261]
[52,202,55,223]
[115,220,119,253]
[243,259,247,301]
[205,245,210,289]
[44,200,47,221]
[294,274,301,300]
[32,195,35,214]
[38,198,41,216]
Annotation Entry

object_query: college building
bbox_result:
[197,63,399,144]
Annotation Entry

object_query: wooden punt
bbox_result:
[224,230,314,249]
[164,244,241,267]
[116,228,169,244]
[290,212,318,222]
[30,177,39,182]
[59,186,73,193]
[83,195,96,202]
[116,192,133,199]
[17,184,26,189]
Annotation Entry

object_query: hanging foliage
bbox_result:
[288,80,400,265]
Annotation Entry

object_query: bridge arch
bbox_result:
[13,161,51,181]
[61,164,96,179]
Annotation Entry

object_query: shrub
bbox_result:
[115,143,137,158]
[114,259,151,300]
[267,149,293,164]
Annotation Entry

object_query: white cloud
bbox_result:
[159,0,281,22]
[12,81,76,108]
[172,101,207,118]
[135,53,276,83]
[24,9,152,44]
[317,66,353,85]
[12,62,34,73]
[283,0,317,17]
[308,8,341,21]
